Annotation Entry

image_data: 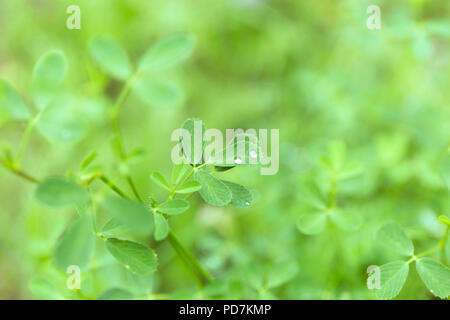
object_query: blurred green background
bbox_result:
[0,0,449,299]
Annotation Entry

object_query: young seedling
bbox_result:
[0,35,257,299]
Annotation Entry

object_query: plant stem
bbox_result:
[83,173,130,199]
[407,226,450,264]
[1,162,40,183]
[15,111,42,168]
[109,73,143,202]
[167,230,213,286]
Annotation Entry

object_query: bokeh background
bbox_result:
[0,0,449,299]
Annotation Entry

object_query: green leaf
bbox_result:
[297,213,326,235]
[376,261,409,299]
[105,238,158,275]
[0,79,30,121]
[80,152,98,170]
[438,215,450,226]
[97,288,135,300]
[35,177,89,207]
[337,162,363,180]
[416,258,450,299]
[330,208,361,231]
[32,50,67,110]
[194,170,232,206]
[36,95,85,143]
[134,76,182,108]
[150,171,171,191]
[171,163,190,184]
[376,222,414,256]
[101,196,153,233]
[266,262,299,289]
[157,199,190,215]
[138,34,195,73]
[154,213,169,241]
[29,277,61,300]
[221,180,252,208]
[175,180,202,194]
[180,118,207,164]
[54,216,95,271]
[90,36,132,80]
[210,133,259,167]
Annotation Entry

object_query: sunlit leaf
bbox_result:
[266,262,299,288]
[105,238,158,275]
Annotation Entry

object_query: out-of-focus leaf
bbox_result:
[54,215,95,271]
[90,36,132,80]
[32,50,67,110]
[330,208,361,231]
[0,79,30,121]
[97,288,135,300]
[266,262,299,288]
[29,277,61,300]
[138,34,195,73]
[35,177,89,207]
[134,76,182,108]
[80,152,98,170]
[297,213,326,235]
[105,238,158,275]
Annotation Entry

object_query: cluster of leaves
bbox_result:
[0,34,256,299]
[372,218,450,299]
[297,141,363,235]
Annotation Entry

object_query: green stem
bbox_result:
[167,230,213,286]
[83,173,130,199]
[15,111,42,168]
[109,73,143,202]
[1,162,40,183]
[407,226,449,264]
